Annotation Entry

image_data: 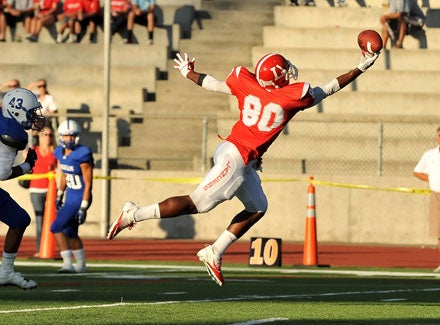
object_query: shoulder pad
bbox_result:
[0,116,28,150]
[0,134,27,150]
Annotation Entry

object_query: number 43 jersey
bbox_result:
[54,144,94,196]
[225,66,315,165]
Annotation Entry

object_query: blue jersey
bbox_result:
[54,144,94,199]
[52,144,93,237]
[131,0,155,10]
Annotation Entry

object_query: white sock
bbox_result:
[212,230,237,257]
[1,252,17,273]
[135,203,161,222]
[60,250,73,269]
[72,248,86,270]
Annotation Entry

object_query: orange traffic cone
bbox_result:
[38,172,57,259]
[303,176,318,266]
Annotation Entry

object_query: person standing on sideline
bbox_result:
[414,127,440,272]
[107,50,379,286]
[27,123,57,258]
[0,87,45,289]
[51,119,93,273]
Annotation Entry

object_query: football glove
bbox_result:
[173,52,195,77]
[25,148,37,170]
[56,190,64,211]
[75,208,87,225]
[357,52,379,72]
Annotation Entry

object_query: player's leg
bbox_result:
[0,190,36,289]
[108,142,245,239]
[67,235,87,273]
[197,165,267,286]
[51,203,80,273]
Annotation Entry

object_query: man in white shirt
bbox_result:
[414,127,440,272]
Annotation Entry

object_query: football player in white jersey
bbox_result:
[0,88,45,289]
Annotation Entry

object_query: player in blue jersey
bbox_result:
[0,88,45,289]
[52,119,93,273]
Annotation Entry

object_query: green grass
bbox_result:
[2,261,440,324]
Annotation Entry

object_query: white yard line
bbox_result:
[15,260,440,279]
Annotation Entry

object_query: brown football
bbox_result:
[357,29,383,54]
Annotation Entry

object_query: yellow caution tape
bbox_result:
[15,173,430,195]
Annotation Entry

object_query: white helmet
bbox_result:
[58,119,81,149]
[1,88,45,130]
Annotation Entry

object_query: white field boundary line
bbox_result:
[1,287,440,315]
[15,260,440,278]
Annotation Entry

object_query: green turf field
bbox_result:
[2,260,440,324]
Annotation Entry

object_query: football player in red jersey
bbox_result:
[108,51,379,286]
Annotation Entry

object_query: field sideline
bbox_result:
[2,261,440,324]
[0,238,439,324]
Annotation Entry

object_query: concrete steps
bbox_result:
[252,46,440,71]
[116,0,281,169]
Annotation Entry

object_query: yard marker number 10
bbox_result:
[248,237,282,267]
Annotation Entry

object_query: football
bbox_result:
[357,30,383,54]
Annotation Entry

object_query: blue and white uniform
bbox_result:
[51,144,93,237]
[0,115,31,229]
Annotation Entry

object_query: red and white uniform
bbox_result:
[111,0,130,12]
[36,0,59,14]
[226,66,314,164]
[62,0,83,15]
[190,66,314,214]
[82,0,99,14]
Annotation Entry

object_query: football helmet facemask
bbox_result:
[1,88,45,130]
[58,119,81,150]
[255,53,298,89]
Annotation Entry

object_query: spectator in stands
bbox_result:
[27,122,57,258]
[56,0,83,43]
[413,127,440,272]
[0,78,20,101]
[110,0,131,41]
[380,0,425,49]
[125,0,155,45]
[4,0,35,42]
[27,79,58,145]
[27,0,59,42]
[0,78,20,91]
[0,1,6,41]
[80,0,102,43]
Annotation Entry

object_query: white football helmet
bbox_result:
[58,119,81,150]
[255,53,298,89]
[1,88,45,130]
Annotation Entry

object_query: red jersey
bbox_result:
[29,146,57,191]
[63,0,83,14]
[36,0,59,13]
[225,66,314,164]
[111,0,130,12]
[81,0,99,14]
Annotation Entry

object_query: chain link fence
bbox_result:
[68,113,438,177]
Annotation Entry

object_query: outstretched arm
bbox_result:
[310,52,379,106]
[174,53,232,94]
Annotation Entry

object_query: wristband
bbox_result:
[80,200,89,209]
[197,73,207,86]
[19,162,31,174]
